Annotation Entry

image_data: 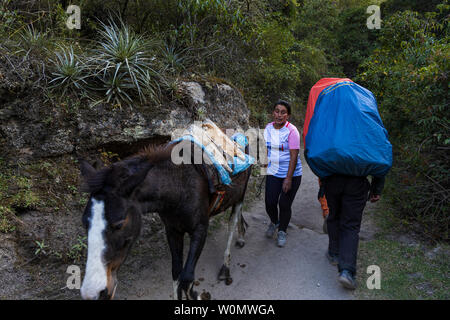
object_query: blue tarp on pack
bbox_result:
[230,133,254,175]
[305,81,392,178]
[170,133,254,185]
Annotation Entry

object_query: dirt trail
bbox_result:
[113,152,375,300]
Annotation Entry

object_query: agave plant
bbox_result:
[160,43,190,75]
[49,45,89,96]
[102,68,134,106]
[139,68,163,105]
[16,25,51,58]
[89,19,160,106]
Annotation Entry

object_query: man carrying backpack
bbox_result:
[303,78,392,290]
[323,174,385,289]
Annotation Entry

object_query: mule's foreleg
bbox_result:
[180,223,208,300]
[218,202,242,285]
[236,205,247,248]
[165,228,184,300]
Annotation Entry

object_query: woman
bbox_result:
[263,100,302,247]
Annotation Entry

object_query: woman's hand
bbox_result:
[283,149,298,193]
[282,177,292,193]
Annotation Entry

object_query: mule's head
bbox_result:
[79,159,151,300]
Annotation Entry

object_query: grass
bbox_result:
[0,206,16,233]
[0,164,40,230]
[355,203,450,300]
[356,238,449,299]
[0,156,84,234]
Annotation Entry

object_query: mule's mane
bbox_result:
[135,142,176,164]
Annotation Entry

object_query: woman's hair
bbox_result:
[273,100,291,115]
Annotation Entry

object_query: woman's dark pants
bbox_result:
[265,175,301,232]
[324,175,370,275]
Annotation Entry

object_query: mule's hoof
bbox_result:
[200,291,211,300]
[218,265,230,281]
[186,288,198,300]
[235,239,245,248]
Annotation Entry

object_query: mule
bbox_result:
[79,141,252,300]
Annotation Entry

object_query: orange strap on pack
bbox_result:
[209,191,226,215]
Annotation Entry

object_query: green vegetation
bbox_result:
[0,205,16,233]
[0,0,383,120]
[357,3,449,241]
[357,238,449,299]
[356,204,449,299]
[49,45,89,96]
[67,236,88,263]
[0,160,41,233]
[34,240,49,256]
[47,20,164,107]
[0,156,83,234]
[0,0,448,243]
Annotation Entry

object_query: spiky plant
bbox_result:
[49,45,88,96]
[90,19,160,106]
[17,25,51,58]
[160,44,190,75]
[102,69,134,106]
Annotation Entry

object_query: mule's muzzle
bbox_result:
[81,279,117,300]
[99,288,111,300]
[82,283,117,300]
[97,278,118,300]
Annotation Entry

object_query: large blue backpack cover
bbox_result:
[305,81,392,178]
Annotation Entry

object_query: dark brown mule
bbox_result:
[79,141,252,300]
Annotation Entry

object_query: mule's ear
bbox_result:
[92,159,105,170]
[119,163,153,197]
[80,160,110,194]
[80,160,96,193]
[80,160,96,179]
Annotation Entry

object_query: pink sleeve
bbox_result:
[288,127,300,150]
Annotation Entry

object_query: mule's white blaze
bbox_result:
[80,199,108,300]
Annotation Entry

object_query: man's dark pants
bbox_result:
[324,175,370,275]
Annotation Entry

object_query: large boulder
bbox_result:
[0,71,250,161]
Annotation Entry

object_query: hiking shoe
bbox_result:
[338,270,357,290]
[265,223,279,238]
[326,252,339,266]
[277,231,287,247]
